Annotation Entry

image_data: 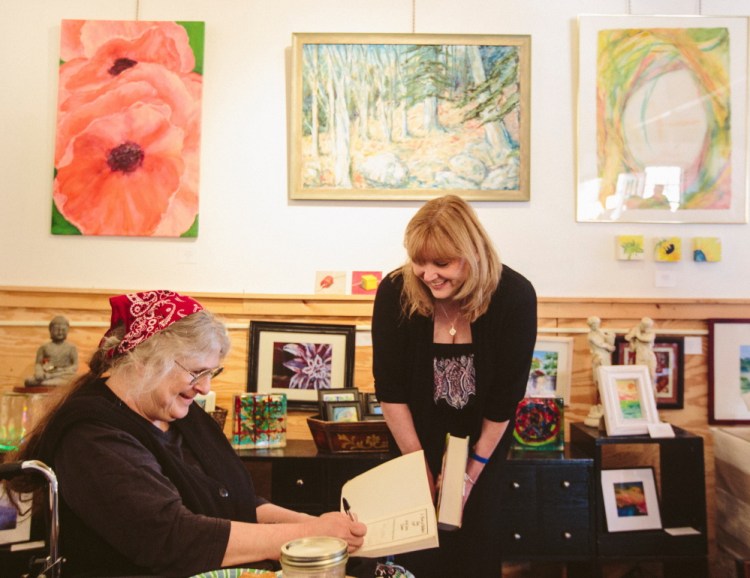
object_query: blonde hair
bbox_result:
[397,194,502,322]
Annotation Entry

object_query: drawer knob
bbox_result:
[296,478,305,487]
[511,481,521,490]
[513,533,522,541]
[563,531,572,540]
[561,480,571,489]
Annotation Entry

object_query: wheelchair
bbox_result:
[0,460,63,578]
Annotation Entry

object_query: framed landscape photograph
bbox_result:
[247,321,355,410]
[577,15,748,223]
[601,468,662,532]
[708,319,750,425]
[525,336,574,405]
[598,365,660,436]
[327,401,361,423]
[290,32,531,201]
[615,336,684,409]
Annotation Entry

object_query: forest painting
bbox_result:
[290,33,530,201]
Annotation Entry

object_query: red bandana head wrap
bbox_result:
[100,290,204,357]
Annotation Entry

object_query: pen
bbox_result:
[342,497,355,521]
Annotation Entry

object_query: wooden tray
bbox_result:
[307,415,390,453]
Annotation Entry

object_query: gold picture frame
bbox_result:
[290,32,531,201]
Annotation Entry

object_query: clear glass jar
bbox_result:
[280,536,348,578]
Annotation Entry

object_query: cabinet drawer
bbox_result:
[498,509,539,555]
[540,466,590,508]
[499,467,537,505]
[541,509,591,555]
[272,460,326,508]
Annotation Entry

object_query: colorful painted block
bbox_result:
[512,397,564,451]
[692,237,722,262]
[654,237,682,262]
[616,235,645,260]
[232,393,287,449]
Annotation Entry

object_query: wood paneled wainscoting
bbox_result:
[2,286,750,573]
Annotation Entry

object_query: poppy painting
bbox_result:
[52,20,205,237]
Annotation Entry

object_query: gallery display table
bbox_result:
[570,422,708,577]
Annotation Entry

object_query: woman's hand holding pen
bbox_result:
[311,511,367,553]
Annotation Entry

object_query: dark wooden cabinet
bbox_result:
[570,422,708,578]
[239,440,595,571]
[500,448,594,573]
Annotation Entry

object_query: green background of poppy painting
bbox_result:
[52,21,205,237]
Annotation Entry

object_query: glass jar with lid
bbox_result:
[280,536,348,578]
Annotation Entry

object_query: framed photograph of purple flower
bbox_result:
[247,321,356,410]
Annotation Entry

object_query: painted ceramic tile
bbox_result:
[315,271,346,295]
[692,237,722,262]
[351,271,382,295]
[616,235,645,260]
[232,393,287,449]
[512,397,564,451]
[654,237,682,262]
[53,20,205,237]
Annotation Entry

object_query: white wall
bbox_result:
[1,0,749,298]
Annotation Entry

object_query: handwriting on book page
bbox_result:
[365,508,430,546]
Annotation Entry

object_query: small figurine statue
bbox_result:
[585,316,615,427]
[624,317,657,386]
[24,315,78,388]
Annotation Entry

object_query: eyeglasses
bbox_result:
[174,360,224,386]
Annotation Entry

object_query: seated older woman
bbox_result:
[7,290,365,577]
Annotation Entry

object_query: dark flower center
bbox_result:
[108,57,137,76]
[107,142,144,173]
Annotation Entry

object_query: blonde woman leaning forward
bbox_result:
[372,195,537,577]
[6,290,365,577]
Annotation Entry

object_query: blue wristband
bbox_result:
[470,451,490,464]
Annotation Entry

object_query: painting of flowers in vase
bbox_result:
[52,20,205,237]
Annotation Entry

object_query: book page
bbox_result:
[341,450,438,558]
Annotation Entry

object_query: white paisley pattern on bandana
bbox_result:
[434,353,476,409]
[117,291,203,354]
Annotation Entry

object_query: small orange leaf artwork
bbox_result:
[52,20,205,237]
[315,271,346,295]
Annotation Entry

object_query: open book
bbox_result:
[340,450,438,558]
[436,434,469,531]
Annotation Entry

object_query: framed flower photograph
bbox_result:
[615,336,684,409]
[708,319,750,425]
[525,336,573,405]
[597,365,660,436]
[601,467,662,532]
[290,32,531,201]
[247,321,356,410]
[577,15,748,224]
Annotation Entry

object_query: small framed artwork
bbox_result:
[615,337,684,409]
[318,388,361,419]
[0,490,32,546]
[597,365,660,436]
[526,336,573,405]
[327,401,361,423]
[365,392,383,417]
[601,468,662,532]
[247,321,356,410]
[708,319,750,425]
